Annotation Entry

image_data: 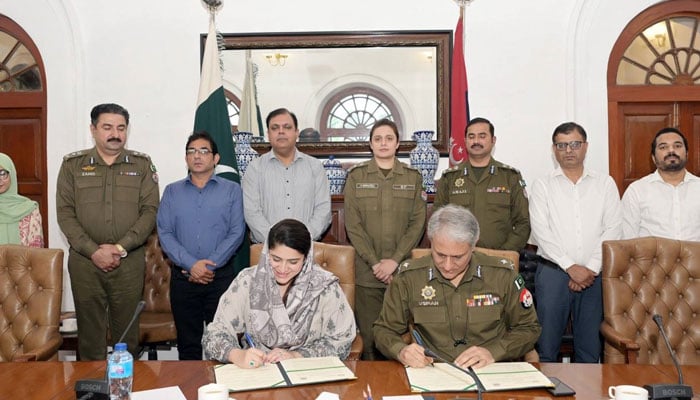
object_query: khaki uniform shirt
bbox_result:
[344,159,426,288]
[434,158,530,251]
[373,252,541,362]
[56,147,160,257]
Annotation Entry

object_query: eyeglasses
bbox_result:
[0,170,9,180]
[186,148,213,156]
[554,141,584,151]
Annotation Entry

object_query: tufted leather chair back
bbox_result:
[140,232,177,347]
[0,245,63,361]
[601,237,700,365]
[250,241,356,309]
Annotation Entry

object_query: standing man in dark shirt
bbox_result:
[434,117,529,251]
[157,131,246,360]
[57,103,160,360]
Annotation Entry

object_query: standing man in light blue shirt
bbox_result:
[242,108,331,243]
[157,131,246,360]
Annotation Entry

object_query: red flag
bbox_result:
[449,16,470,166]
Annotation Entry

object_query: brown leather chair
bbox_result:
[250,242,363,360]
[601,237,700,365]
[0,244,63,361]
[139,232,177,360]
[410,247,540,363]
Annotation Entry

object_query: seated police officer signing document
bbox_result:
[373,205,540,369]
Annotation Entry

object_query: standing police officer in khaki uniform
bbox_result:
[373,205,540,368]
[434,117,529,251]
[344,119,426,360]
[57,103,160,360]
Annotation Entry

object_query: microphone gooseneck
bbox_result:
[652,314,684,385]
[116,300,146,345]
[75,300,146,400]
[423,348,484,400]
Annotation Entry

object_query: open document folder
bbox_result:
[406,362,554,393]
[214,356,356,392]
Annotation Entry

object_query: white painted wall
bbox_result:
[0,0,661,310]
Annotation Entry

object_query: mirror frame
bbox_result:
[211,30,452,157]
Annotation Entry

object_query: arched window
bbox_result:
[0,30,42,92]
[224,89,241,132]
[616,15,700,85]
[320,85,403,142]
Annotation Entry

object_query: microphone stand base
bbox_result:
[644,383,693,400]
[75,378,110,400]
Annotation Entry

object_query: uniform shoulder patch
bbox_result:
[63,149,87,160]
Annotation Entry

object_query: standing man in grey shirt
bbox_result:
[243,108,331,243]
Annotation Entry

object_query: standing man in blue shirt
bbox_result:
[157,131,246,360]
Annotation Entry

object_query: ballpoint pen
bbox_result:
[410,329,434,366]
[244,332,256,348]
[362,383,373,400]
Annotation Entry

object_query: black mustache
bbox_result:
[107,138,122,143]
[664,154,679,160]
[470,144,483,149]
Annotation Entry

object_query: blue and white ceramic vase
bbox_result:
[233,131,259,178]
[323,155,347,195]
[409,130,439,193]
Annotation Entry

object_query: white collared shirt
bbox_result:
[621,170,700,241]
[529,168,622,274]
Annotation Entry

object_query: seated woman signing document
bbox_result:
[203,219,356,367]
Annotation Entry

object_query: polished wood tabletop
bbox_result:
[1,360,698,400]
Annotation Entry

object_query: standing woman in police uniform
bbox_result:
[344,119,426,360]
[57,103,160,360]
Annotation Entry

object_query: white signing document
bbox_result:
[280,356,356,386]
[214,356,355,392]
[406,362,553,393]
[214,362,287,392]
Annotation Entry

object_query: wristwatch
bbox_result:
[115,244,127,258]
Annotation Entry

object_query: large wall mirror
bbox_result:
[209,31,451,157]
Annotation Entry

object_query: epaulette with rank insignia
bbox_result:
[63,150,87,161]
[402,162,419,172]
[397,260,412,273]
[398,256,432,274]
[126,150,152,160]
[440,164,460,176]
[494,160,521,174]
[346,160,370,173]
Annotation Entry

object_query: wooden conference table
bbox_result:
[3,360,699,400]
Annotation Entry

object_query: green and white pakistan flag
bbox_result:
[194,16,249,274]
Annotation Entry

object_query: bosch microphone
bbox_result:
[74,300,146,400]
[643,314,693,400]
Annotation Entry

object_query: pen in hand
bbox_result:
[244,332,256,348]
[410,329,434,366]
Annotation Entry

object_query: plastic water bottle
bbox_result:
[108,342,133,400]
